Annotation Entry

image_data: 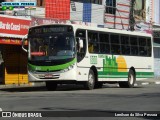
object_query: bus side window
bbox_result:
[130,36,139,56]
[76,29,86,62]
[147,38,152,56]
[99,33,110,54]
[121,35,130,55]
[88,31,98,53]
[110,34,120,55]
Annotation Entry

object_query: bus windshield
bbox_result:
[29,33,75,61]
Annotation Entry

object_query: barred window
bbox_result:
[105,0,116,14]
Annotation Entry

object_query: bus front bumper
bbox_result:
[28,69,77,82]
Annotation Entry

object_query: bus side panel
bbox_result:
[76,53,91,81]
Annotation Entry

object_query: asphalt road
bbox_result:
[0,84,160,120]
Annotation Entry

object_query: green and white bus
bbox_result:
[22,24,154,90]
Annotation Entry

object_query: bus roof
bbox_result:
[30,23,152,37]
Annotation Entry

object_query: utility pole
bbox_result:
[129,0,135,31]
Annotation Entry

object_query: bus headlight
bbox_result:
[31,73,44,78]
[62,64,74,72]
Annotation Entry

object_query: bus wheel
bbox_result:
[84,69,95,90]
[46,81,57,91]
[119,70,135,88]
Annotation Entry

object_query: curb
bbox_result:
[0,82,45,89]
[135,80,160,86]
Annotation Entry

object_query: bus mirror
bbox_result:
[22,34,28,52]
[79,38,83,48]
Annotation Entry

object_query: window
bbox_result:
[130,36,138,56]
[105,0,116,14]
[76,29,86,62]
[147,38,152,56]
[139,37,147,56]
[88,31,99,53]
[37,0,45,7]
[121,35,130,55]
[130,36,138,46]
[110,34,120,54]
[92,0,102,4]
[99,33,110,54]
[139,37,146,46]
[71,0,102,4]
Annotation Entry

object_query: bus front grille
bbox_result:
[39,74,60,79]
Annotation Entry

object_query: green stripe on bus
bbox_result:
[28,58,76,71]
[98,72,154,78]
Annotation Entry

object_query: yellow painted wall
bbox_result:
[4,45,28,85]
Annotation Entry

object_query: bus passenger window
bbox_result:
[76,29,86,62]
[147,38,152,56]
[88,43,94,53]
[139,47,147,56]
[111,44,120,54]
[88,31,98,53]
[99,33,110,54]
[121,45,130,55]
[131,46,138,55]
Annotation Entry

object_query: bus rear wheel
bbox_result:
[119,70,135,88]
[46,81,57,91]
[84,69,95,90]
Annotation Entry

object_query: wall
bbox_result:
[104,0,130,30]
[45,0,70,20]
[70,2,104,25]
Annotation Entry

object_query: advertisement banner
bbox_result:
[0,15,31,37]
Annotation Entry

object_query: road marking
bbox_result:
[134,83,138,86]
[141,82,149,85]
[155,81,160,85]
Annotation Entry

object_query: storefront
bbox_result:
[0,15,30,85]
[153,25,160,79]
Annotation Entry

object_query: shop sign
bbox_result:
[0,15,31,36]
[0,38,28,45]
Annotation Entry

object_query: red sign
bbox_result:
[45,0,70,20]
[0,15,31,36]
[31,52,45,56]
[0,38,28,45]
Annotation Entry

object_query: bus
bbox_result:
[22,24,154,90]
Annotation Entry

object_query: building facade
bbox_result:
[151,0,160,78]
[0,15,30,84]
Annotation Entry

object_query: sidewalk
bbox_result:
[0,82,45,89]
[135,78,160,86]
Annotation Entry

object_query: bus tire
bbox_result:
[46,81,57,91]
[84,69,95,90]
[119,70,135,88]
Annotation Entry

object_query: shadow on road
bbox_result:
[0,84,143,92]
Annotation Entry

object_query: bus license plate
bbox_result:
[45,74,53,78]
